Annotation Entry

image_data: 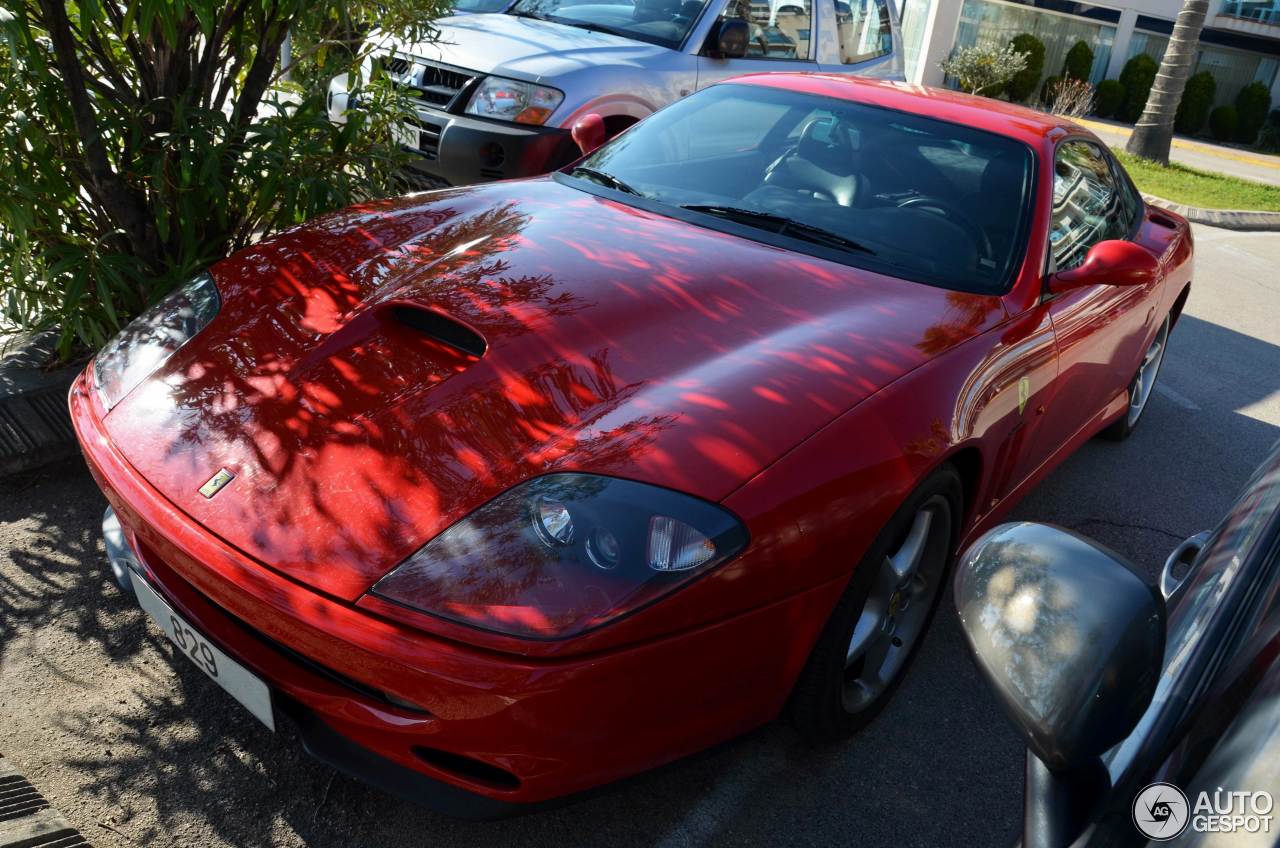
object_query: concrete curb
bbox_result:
[0,330,82,478]
[1143,193,1280,232]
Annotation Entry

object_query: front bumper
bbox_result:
[402,111,578,187]
[334,76,578,187]
[70,371,843,813]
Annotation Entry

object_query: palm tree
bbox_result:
[1126,0,1210,164]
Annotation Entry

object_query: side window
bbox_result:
[1049,140,1129,271]
[837,0,892,64]
[721,0,813,59]
[1110,154,1145,237]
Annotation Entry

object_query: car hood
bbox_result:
[104,179,1005,600]
[383,13,671,83]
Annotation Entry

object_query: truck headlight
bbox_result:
[92,273,221,411]
[464,76,563,125]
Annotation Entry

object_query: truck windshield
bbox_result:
[506,0,711,49]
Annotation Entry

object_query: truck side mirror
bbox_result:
[704,18,749,59]
[954,522,1166,847]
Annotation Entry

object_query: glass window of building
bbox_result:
[955,0,1115,85]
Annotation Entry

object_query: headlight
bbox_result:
[464,76,564,125]
[371,473,749,639]
[92,273,221,411]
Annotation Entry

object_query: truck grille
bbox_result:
[378,54,476,111]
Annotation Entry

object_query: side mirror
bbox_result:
[571,113,606,156]
[1048,240,1160,295]
[955,523,1166,847]
[704,18,749,59]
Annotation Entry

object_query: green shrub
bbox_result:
[1004,33,1046,102]
[1118,54,1160,123]
[1210,105,1239,142]
[1040,75,1062,106]
[1235,81,1273,144]
[940,43,1030,97]
[0,1,444,359]
[1175,71,1216,135]
[1062,40,1094,82]
[1094,79,1125,118]
[1259,110,1280,153]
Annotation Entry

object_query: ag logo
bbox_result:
[198,468,236,499]
[1133,782,1190,840]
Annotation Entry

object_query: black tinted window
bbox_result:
[571,84,1035,294]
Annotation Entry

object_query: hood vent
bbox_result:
[389,305,487,358]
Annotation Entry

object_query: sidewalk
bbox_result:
[1076,117,1280,187]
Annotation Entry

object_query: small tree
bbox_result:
[1048,78,1095,118]
[1210,104,1238,141]
[0,1,446,358]
[1118,54,1160,123]
[1235,81,1273,144]
[1174,71,1215,135]
[1126,0,1211,163]
[1004,33,1045,103]
[1094,80,1125,118]
[941,43,1029,98]
[1062,40,1094,82]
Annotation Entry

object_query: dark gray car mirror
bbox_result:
[705,18,749,59]
[954,522,1166,771]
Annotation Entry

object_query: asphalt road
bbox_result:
[2,224,1278,848]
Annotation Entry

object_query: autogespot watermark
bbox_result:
[1133,783,1274,840]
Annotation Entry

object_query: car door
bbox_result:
[695,0,820,87]
[1040,139,1160,451]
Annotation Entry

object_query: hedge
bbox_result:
[1235,81,1273,145]
[1118,54,1159,123]
[1210,105,1238,142]
[1175,71,1216,135]
[1094,79,1124,119]
[1005,33,1046,103]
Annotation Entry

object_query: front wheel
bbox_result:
[788,465,960,740]
[1102,314,1170,441]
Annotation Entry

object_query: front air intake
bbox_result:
[390,306,487,358]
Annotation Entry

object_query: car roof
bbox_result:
[726,73,1085,148]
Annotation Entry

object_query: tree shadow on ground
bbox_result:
[1,310,1277,847]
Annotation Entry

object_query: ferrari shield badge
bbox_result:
[1017,377,1031,416]
[199,468,236,499]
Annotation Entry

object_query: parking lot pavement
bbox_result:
[1,223,1278,848]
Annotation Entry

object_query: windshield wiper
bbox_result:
[570,166,641,197]
[680,205,876,255]
[509,9,548,19]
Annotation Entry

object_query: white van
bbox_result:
[329,0,902,187]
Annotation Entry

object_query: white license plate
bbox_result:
[132,573,276,731]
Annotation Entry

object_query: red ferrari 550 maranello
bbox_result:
[72,74,1193,815]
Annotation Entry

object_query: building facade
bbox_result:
[905,0,1280,111]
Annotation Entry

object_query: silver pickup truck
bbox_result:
[328,0,901,187]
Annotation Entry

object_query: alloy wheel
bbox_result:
[842,494,952,713]
[1127,316,1170,427]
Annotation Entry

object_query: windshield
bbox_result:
[506,0,711,49]
[565,84,1036,294]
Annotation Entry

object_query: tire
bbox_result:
[1102,313,1171,442]
[787,464,962,740]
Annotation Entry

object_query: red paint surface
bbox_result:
[72,74,1193,803]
